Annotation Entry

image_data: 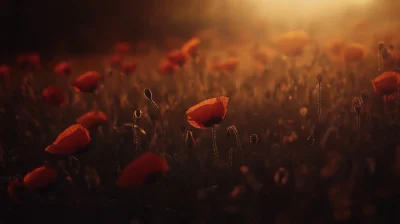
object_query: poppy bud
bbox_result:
[144,88,152,100]
[134,109,142,119]
[250,134,258,144]
[317,74,323,83]
[377,41,385,52]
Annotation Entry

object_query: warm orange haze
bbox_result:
[1,0,400,223]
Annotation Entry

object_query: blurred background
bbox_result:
[1,0,398,56]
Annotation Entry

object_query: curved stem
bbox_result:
[227,125,242,165]
[211,125,219,160]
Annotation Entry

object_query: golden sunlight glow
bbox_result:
[250,0,374,19]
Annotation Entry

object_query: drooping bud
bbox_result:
[144,88,152,100]
[134,109,142,119]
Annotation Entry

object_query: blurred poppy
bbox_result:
[114,42,132,54]
[325,39,345,58]
[212,58,240,73]
[54,61,72,76]
[371,71,400,95]
[167,50,186,67]
[76,110,108,129]
[343,43,365,63]
[45,124,91,156]
[182,37,201,57]
[42,85,66,106]
[0,64,10,76]
[23,165,57,191]
[17,52,41,70]
[276,31,310,57]
[159,61,179,75]
[121,61,137,75]
[72,71,101,92]
[110,54,122,68]
[252,50,274,65]
[186,96,229,129]
[116,152,169,188]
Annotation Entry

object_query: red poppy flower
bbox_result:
[45,124,91,156]
[42,85,66,106]
[72,71,101,93]
[159,61,179,75]
[121,61,137,75]
[54,61,72,76]
[276,31,310,57]
[17,52,41,70]
[76,110,108,129]
[114,42,132,54]
[371,71,400,95]
[110,54,122,68]
[167,50,186,66]
[23,166,57,191]
[186,96,229,129]
[0,64,10,76]
[344,43,365,63]
[182,37,201,57]
[116,152,169,188]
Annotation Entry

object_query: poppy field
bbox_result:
[1,1,400,223]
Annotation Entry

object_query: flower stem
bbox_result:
[133,115,139,158]
[149,99,166,154]
[229,148,234,177]
[211,125,219,160]
[227,125,242,165]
